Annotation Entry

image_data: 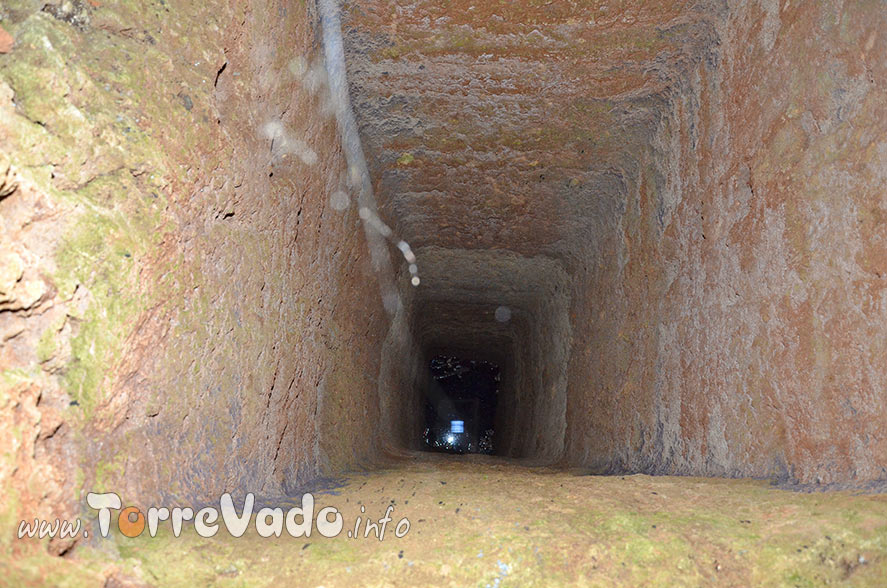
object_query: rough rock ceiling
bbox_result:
[342,0,716,263]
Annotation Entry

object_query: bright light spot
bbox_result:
[349,165,361,188]
[261,120,284,141]
[260,120,317,166]
[330,189,349,211]
[301,59,328,95]
[408,264,418,274]
[295,143,318,166]
[358,206,370,220]
[495,306,511,323]
[288,56,308,78]
[411,276,420,287]
[446,434,455,444]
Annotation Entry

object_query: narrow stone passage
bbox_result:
[1,0,886,585]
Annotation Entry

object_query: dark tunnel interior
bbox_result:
[422,355,499,454]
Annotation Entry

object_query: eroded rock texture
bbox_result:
[567,0,887,485]
[0,0,885,563]
[0,0,387,548]
[345,0,887,484]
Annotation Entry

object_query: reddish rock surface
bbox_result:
[562,0,887,485]
[0,0,885,572]
[0,26,13,53]
[344,0,887,485]
[0,0,388,548]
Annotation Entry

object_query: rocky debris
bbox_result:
[42,0,90,29]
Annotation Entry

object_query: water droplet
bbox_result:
[289,56,308,78]
[330,189,350,211]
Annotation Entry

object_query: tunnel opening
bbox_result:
[422,354,499,455]
[376,247,573,464]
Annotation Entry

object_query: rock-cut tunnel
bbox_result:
[1,0,886,585]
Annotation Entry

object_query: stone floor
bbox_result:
[5,454,887,587]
